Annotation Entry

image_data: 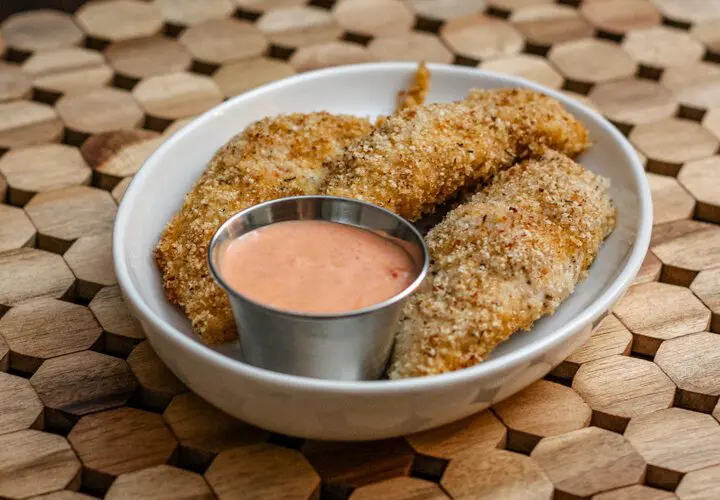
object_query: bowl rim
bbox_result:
[114,61,653,395]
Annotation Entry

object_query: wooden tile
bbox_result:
[76,0,163,43]
[650,0,720,25]
[532,427,645,498]
[368,32,454,64]
[655,332,720,412]
[127,341,184,411]
[494,380,591,453]
[0,63,31,103]
[0,144,91,206]
[64,233,116,300]
[701,106,720,139]
[591,484,676,500]
[205,443,320,500]
[625,407,720,490]
[489,0,553,11]
[549,38,637,90]
[678,156,720,223]
[256,6,342,48]
[651,220,720,286]
[553,314,632,380]
[88,285,145,357]
[613,282,710,355]
[580,0,661,36]
[132,72,222,126]
[676,464,720,500]
[0,248,75,309]
[630,118,719,176]
[105,36,192,83]
[691,268,720,333]
[234,0,306,12]
[0,101,63,150]
[406,410,506,459]
[25,186,116,253]
[0,372,43,436]
[290,41,374,73]
[647,173,696,226]
[21,48,113,100]
[572,355,675,432]
[55,88,144,142]
[81,129,161,189]
[562,90,598,110]
[154,0,235,28]
[479,54,563,89]
[440,14,523,61]
[691,19,720,54]
[213,57,295,98]
[350,477,447,499]
[333,0,415,37]
[622,26,704,70]
[161,117,194,139]
[0,430,81,499]
[105,464,213,500]
[511,5,594,48]
[0,298,102,373]
[179,19,267,66]
[111,177,133,203]
[588,78,677,132]
[0,205,36,252]
[0,336,8,372]
[441,449,553,500]
[405,0,482,21]
[163,392,268,469]
[29,492,97,500]
[0,10,83,54]
[302,439,413,489]
[31,350,137,431]
[68,407,178,491]
[662,62,720,113]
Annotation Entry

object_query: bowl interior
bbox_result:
[115,63,649,385]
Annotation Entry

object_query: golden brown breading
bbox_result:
[388,151,616,378]
[155,113,374,343]
[396,62,429,111]
[323,88,589,221]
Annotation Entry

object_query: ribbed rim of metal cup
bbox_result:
[207,195,430,320]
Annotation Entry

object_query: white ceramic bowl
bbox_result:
[114,62,652,441]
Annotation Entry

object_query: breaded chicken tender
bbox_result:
[155,113,374,343]
[388,151,616,378]
[324,88,589,221]
[396,62,430,111]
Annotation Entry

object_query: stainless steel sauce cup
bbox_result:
[207,195,429,381]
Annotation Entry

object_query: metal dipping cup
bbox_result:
[207,196,429,381]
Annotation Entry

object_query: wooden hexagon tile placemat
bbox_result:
[1,0,720,498]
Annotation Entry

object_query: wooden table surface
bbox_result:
[1,0,720,499]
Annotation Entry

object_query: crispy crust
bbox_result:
[396,61,430,111]
[388,151,616,378]
[156,89,591,346]
[324,88,589,221]
[155,113,374,343]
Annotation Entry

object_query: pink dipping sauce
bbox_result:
[218,220,417,314]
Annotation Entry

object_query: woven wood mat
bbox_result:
[1,0,720,499]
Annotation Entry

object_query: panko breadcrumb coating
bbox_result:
[389,151,616,378]
[324,88,589,221]
[155,113,373,343]
[396,61,430,111]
